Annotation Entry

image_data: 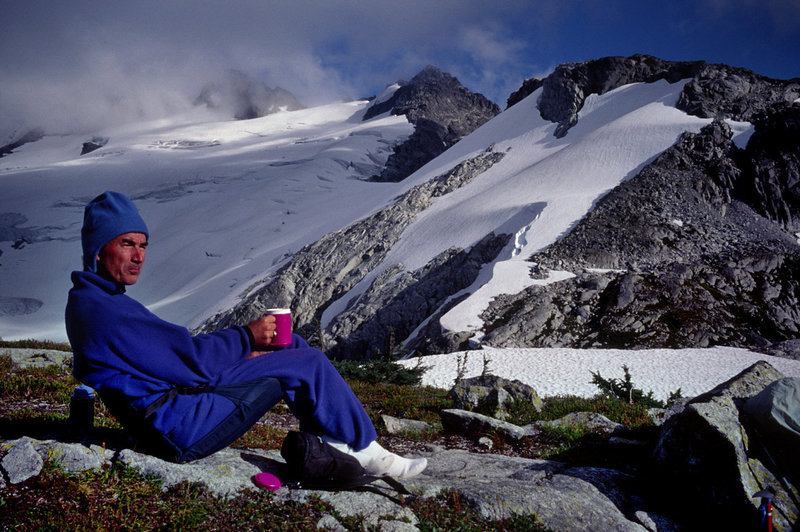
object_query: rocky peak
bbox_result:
[518,54,706,137]
[676,65,800,122]
[363,65,500,182]
[509,54,800,139]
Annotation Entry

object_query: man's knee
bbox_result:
[295,346,332,367]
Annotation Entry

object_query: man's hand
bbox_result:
[246,315,278,350]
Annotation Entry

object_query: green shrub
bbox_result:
[348,381,451,427]
[501,397,543,426]
[331,358,427,385]
[532,394,655,429]
[590,364,682,408]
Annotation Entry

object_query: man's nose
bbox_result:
[132,247,145,262]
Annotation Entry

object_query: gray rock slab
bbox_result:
[37,440,109,472]
[275,485,417,528]
[532,411,624,434]
[440,408,534,441]
[381,414,433,435]
[1,437,43,484]
[1,348,72,369]
[117,446,282,498]
[402,448,649,531]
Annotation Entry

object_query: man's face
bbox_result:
[97,232,148,285]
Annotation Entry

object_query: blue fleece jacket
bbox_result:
[65,270,251,448]
[65,270,377,452]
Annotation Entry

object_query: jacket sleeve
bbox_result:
[67,274,250,388]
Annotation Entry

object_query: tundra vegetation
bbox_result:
[0,339,668,530]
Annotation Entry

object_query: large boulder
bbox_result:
[743,377,800,487]
[653,361,799,531]
[448,374,542,420]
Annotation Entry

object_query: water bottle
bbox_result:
[69,384,95,431]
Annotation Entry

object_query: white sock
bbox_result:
[322,437,427,479]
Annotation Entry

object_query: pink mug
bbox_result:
[266,308,292,347]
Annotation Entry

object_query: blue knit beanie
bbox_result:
[81,191,149,272]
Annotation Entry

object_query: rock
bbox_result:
[37,439,108,472]
[407,449,652,531]
[364,65,500,182]
[117,446,276,499]
[439,408,534,442]
[647,398,689,426]
[740,104,800,232]
[532,412,623,435]
[536,54,705,137]
[743,377,800,486]
[381,415,433,435]
[1,348,72,369]
[766,339,800,360]
[0,429,690,530]
[0,128,44,158]
[653,361,799,531]
[677,65,800,123]
[80,136,108,155]
[448,374,542,420]
[477,436,493,449]
[278,487,418,529]
[1,437,43,484]
[316,514,347,531]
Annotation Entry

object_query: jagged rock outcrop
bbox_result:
[364,66,500,182]
[195,69,305,120]
[199,149,507,359]
[475,115,800,352]
[738,104,800,231]
[326,232,509,359]
[506,54,800,139]
[80,136,108,155]
[513,54,706,137]
[677,65,800,122]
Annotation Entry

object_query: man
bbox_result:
[65,191,426,479]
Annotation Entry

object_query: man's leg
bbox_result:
[221,335,377,450]
[220,334,427,478]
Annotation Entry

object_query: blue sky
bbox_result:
[1,0,798,135]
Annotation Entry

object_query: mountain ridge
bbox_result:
[203,55,800,359]
[0,55,797,358]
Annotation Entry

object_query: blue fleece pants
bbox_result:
[202,334,377,452]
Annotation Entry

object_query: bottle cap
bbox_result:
[73,384,95,397]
